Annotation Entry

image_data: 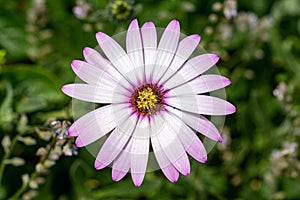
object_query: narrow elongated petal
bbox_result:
[126,19,144,82]
[141,22,157,83]
[130,119,150,186]
[152,114,190,175]
[71,60,117,87]
[83,47,124,82]
[152,20,180,82]
[159,34,201,84]
[164,54,219,88]
[166,112,207,162]
[166,95,236,115]
[112,138,132,181]
[61,84,128,104]
[96,32,137,81]
[169,75,231,95]
[151,137,179,182]
[169,109,222,142]
[72,105,117,146]
[94,114,138,170]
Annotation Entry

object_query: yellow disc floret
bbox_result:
[136,87,158,110]
[131,84,163,116]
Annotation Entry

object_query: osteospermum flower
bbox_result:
[62,19,236,186]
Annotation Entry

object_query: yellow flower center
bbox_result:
[131,84,163,116]
[111,0,131,20]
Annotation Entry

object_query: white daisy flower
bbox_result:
[62,19,236,186]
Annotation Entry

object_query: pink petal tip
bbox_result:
[94,161,106,170]
[83,47,91,56]
[223,77,231,86]
[191,34,201,42]
[71,60,80,71]
[218,136,223,143]
[129,19,139,30]
[142,21,155,28]
[167,20,180,31]
[112,169,127,181]
[132,173,145,187]
[75,138,84,147]
[200,157,207,163]
[96,32,109,44]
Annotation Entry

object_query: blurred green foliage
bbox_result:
[0,0,300,199]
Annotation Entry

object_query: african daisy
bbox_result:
[62,19,236,187]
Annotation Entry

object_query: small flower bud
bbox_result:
[1,135,11,152]
[6,157,25,166]
[36,147,47,156]
[35,163,47,173]
[21,174,30,185]
[18,136,37,146]
[44,160,55,168]
[29,180,38,189]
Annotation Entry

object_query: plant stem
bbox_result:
[8,182,28,200]
[0,134,19,186]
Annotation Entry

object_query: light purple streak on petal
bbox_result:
[130,119,150,187]
[61,84,128,104]
[150,114,179,182]
[152,20,180,82]
[165,95,236,116]
[168,108,222,142]
[71,60,116,87]
[164,54,219,89]
[83,47,124,82]
[126,19,144,83]
[151,137,179,182]
[94,114,138,170]
[166,112,207,163]
[112,137,133,181]
[72,105,117,147]
[159,34,201,84]
[170,75,231,95]
[141,22,157,83]
[152,114,190,175]
[96,32,137,82]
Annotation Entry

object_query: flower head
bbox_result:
[106,0,134,23]
[62,19,236,186]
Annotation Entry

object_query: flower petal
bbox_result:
[126,19,144,83]
[165,95,236,116]
[152,114,190,175]
[166,112,207,163]
[83,47,124,82]
[130,118,150,187]
[152,20,180,82]
[61,84,128,104]
[150,114,179,182]
[169,109,222,142]
[72,105,117,146]
[151,138,179,182]
[141,22,157,83]
[169,75,231,95]
[96,32,137,83]
[71,60,116,87]
[94,114,138,170]
[164,54,219,88]
[159,34,201,84]
[112,138,132,181]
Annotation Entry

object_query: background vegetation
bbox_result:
[0,0,299,199]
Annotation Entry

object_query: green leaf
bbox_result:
[92,176,162,199]
[0,65,66,113]
[0,81,15,131]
